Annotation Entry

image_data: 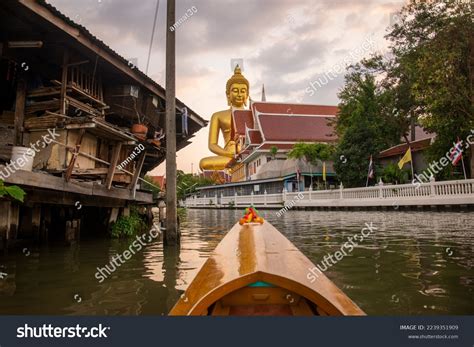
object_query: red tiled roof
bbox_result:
[252,102,339,116]
[257,114,337,142]
[248,130,263,145]
[379,138,432,158]
[231,110,254,138]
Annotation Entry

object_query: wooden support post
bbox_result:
[0,201,11,251]
[31,205,41,242]
[65,128,86,182]
[65,220,80,244]
[108,208,119,227]
[105,142,122,189]
[165,0,178,245]
[130,151,146,198]
[60,48,69,115]
[9,203,20,245]
[41,206,51,242]
[14,77,27,146]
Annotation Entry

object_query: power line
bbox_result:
[146,0,160,75]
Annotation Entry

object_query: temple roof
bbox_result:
[247,129,263,145]
[252,101,339,116]
[379,137,433,158]
[232,102,339,163]
[231,110,254,138]
[257,114,337,143]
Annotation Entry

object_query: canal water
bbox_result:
[0,209,472,315]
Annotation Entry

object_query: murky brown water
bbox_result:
[0,209,473,315]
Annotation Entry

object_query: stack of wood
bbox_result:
[24,112,69,130]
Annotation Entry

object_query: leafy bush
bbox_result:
[381,163,409,184]
[111,209,146,238]
[0,179,26,202]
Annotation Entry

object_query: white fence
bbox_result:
[184,179,474,208]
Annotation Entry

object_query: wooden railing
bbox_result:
[184,179,474,208]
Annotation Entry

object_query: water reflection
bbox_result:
[0,209,472,315]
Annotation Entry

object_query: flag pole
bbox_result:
[366,158,370,187]
[458,137,467,180]
[461,153,467,180]
[409,147,414,181]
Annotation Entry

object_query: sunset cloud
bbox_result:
[48,0,404,175]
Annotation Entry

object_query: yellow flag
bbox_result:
[398,147,412,169]
[322,161,327,181]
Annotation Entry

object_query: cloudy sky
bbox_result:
[49,0,405,176]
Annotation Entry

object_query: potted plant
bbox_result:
[130,97,148,136]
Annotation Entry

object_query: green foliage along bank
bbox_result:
[111,208,147,239]
[0,179,26,202]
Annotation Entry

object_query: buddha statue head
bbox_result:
[226,65,249,108]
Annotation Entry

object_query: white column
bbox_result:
[430,175,436,196]
[264,190,267,206]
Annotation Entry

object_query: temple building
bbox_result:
[229,101,338,183]
[196,100,339,198]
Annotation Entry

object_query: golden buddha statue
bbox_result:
[199,65,249,171]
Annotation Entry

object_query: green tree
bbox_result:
[334,62,401,187]
[176,170,214,201]
[269,146,278,159]
[385,0,473,177]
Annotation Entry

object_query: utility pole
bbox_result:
[470,37,474,178]
[165,0,178,245]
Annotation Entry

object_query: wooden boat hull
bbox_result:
[169,221,365,316]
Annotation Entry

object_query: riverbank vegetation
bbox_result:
[0,179,25,202]
[334,0,473,186]
[177,170,214,200]
[111,208,147,238]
